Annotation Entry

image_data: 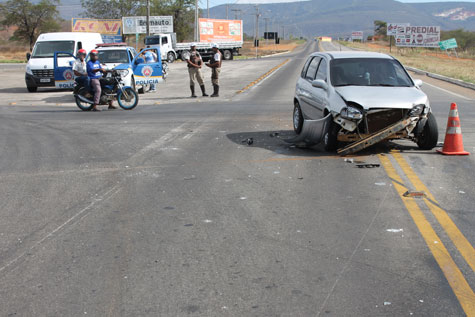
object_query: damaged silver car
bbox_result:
[292,51,438,155]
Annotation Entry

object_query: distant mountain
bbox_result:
[208,0,475,38]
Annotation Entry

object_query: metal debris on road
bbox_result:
[403,191,427,198]
[269,132,280,138]
[356,163,380,168]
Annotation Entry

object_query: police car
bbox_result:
[95,43,139,91]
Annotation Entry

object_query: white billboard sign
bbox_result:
[387,23,410,36]
[122,16,173,34]
[395,26,440,48]
[351,31,363,41]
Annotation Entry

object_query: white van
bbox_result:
[25,32,103,92]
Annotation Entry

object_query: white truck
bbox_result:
[144,33,242,63]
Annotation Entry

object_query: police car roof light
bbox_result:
[96,42,128,48]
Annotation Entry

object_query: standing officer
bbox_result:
[186,43,207,97]
[205,43,222,97]
[144,50,158,92]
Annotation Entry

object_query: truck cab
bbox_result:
[145,34,177,63]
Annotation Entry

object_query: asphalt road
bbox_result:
[0,41,474,316]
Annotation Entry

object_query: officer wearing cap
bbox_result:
[205,43,222,97]
[186,43,207,97]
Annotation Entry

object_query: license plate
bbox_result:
[40,78,51,83]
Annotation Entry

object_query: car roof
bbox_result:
[314,51,394,60]
[96,46,134,51]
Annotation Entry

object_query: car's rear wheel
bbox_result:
[416,112,438,150]
[293,102,304,134]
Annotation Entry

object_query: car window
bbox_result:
[97,50,129,64]
[315,59,327,81]
[128,50,134,62]
[162,37,168,45]
[301,57,312,78]
[330,58,413,87]
[305,57,321,81]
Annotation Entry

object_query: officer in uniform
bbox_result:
[186,43,207,97]
[205,43,222,97]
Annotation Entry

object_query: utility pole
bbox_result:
[231,9,241,20]
[282,25,285,40]
[195,0,199,41]
[226,4,229,20]
[207,0,209,18]
[146,0,150,36]
[264,18,270,45]
[254,5,260,58]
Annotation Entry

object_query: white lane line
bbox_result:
[0,185,121,274]
[183,133,194,140]
[422,81,473,101]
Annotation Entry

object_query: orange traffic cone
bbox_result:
[437,103,469,155]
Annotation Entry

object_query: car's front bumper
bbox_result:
[25,73,55,87]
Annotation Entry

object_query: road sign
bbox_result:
[351,31,363,41]
[395,26,440,48]
[439,38,458,50]
[122,16,173,34]
[387,23,410,36]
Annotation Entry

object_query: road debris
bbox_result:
[386,229,403,233]
[403,191,427,198]
[356,163,380,168]
[375,182,386,186]
[242,138,254,146]
[383,302,391,306]
[344,158,354,163]
[458,190,465,194]
[269,132,280,137]
[184,175,196,180]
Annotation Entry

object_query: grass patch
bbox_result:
[0,59,25,63]
[339,41,475,84]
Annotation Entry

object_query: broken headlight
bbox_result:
[340,106,363,120]
[408,104,425,117]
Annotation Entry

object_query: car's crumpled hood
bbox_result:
[335,86,427,110]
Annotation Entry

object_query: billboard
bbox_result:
[264,32,278,40]
[351,31,363,41]
[72,18,122,43]
[387,23,410,36]
[199,19,243,43]
[395,26,440,48]
[122,16,173,34]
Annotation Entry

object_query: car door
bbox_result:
[53,51,76,89]
[308,57,329,116]
[132,48,164,87]
[298,56,321,119]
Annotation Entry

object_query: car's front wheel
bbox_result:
[416,112,438,150]
[323,121,340,152]
[293,102,303,134]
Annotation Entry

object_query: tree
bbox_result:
[147,0,195,42]
[80,0,144,19]
[0,0,61,51]
[374,20,387,39]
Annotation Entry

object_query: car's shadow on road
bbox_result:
[226,130,436,158]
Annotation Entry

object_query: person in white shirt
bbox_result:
[73,49,88,91]
[205,43,222,97]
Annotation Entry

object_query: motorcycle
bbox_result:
[74,70,139,111]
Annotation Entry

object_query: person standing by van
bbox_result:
[205,43,222,97]
[186,43,207,98]
[73,49,88,92]
[144,51,158,92]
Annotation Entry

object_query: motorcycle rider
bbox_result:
[73,49,88,92]
[87,49,117,111]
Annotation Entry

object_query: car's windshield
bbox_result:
[330,58,413,87]
[32,41,75,58]
[98,50,129,64]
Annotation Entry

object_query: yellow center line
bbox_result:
[391,151,475,273]
[379,154,475,315]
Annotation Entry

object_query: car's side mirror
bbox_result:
[26,52,31,60]
[312,79,328,90]
[413,79,423,87]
